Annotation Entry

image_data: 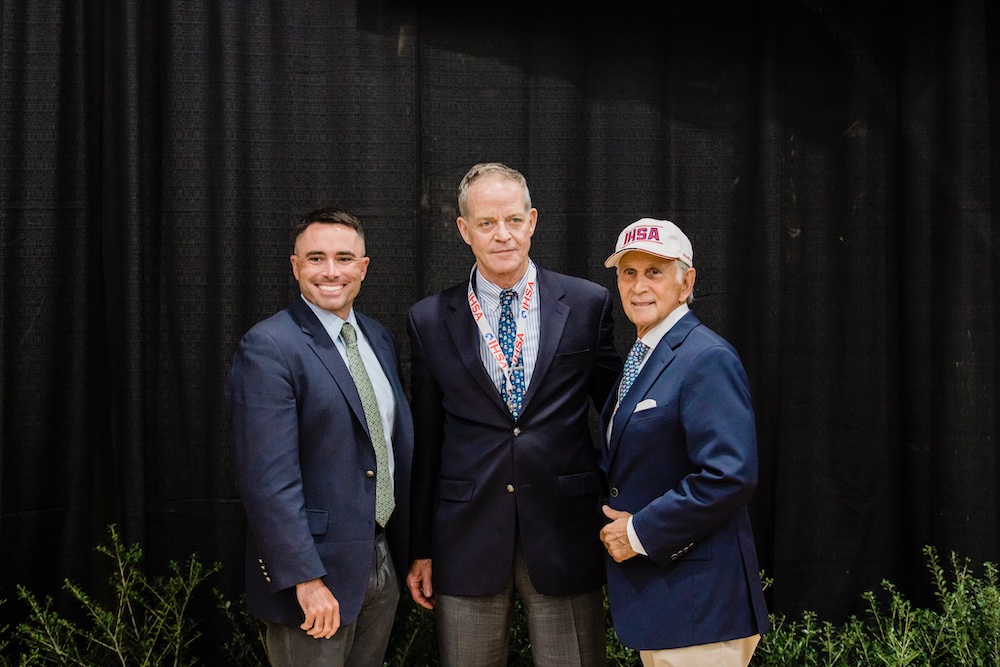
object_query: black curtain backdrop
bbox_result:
[2,0,998,658]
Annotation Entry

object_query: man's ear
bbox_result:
[456,217,473,246]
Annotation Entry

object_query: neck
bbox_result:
[479,262,529,290]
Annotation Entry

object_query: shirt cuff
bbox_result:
[626,515,648,556]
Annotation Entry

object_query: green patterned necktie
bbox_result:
[340,323,394,527]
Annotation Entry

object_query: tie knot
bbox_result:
[341,322,357,346]
[629,339,649,357]
[500,289,517,308]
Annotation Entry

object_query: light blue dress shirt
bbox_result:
[301,296,396,477]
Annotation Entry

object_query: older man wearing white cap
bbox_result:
[598,218,769,667]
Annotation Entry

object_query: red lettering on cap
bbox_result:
[625,226,663,245]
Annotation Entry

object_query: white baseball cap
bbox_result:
[604,218,694,268]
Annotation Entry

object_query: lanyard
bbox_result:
[467,262,537,398]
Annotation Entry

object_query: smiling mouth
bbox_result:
[318,284,345,293]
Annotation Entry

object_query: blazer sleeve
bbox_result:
[227,326,326,591]
[632,343,759,566]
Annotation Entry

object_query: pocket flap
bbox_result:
[437,478,475,501]
[558,471,601,497]
[306,508,328,535]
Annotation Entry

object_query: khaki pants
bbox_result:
[640,634,761,667]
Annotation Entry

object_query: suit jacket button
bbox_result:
[506,484,515,493]
[513,427,521,436]
[610,487,619,498]
[366,470,375,478]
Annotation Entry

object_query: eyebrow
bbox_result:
[302,250,361,258]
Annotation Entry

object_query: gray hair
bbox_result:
[457,163,532,217]
[676,259,695,305]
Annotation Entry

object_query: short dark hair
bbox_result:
[291,207,364,251]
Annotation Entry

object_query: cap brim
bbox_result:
[604,247,682,268]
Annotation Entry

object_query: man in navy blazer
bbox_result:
[226,208,413,667]
[599,218,768,667]
[406,163,622,666]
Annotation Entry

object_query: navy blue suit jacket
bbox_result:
[600,311,768,650]
[226,297,413,627]
[407,267,622,596]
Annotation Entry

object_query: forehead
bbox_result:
[295,222,364,252]
[618,251,675,270]
[467,176,527,210]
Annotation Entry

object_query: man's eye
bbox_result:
[308,256,324,264]
[336,257,356,265]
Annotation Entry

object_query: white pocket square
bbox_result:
[634,398,657,412]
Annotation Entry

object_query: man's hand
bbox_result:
[295,578,340,638]
[601,504,639,563]
[407,558,435,609]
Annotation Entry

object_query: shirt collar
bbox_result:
[638,303,689,350]
[474,262,533,311]
[300,294,357,341]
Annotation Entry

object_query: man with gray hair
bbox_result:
[599,218,768,667]
[406,163,622,666]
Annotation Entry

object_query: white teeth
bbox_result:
[318,284,343,293]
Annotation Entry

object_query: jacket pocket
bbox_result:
[630,403,670,422]
[306,509,328,535]
[558,471,601,498]
[437,477,475,502]
[553,349,590,366]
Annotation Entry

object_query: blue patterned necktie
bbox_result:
[498,289,526,419]
[616,338,650,412]
[341,323,394,527]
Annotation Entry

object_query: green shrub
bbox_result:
[6,533,1000,667]
[751,546,1000,667]
[14,525,219,666]
[215,591,267,667]
[0,599,11,667]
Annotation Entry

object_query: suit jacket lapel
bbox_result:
[357,314,400,399]
[443,267,566,419]
[444,284,512,415]
[606,311,701,459]
[357,313,413,449]
[521,268,568,413]
[606,345,673,457]
[290,299,369,437]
